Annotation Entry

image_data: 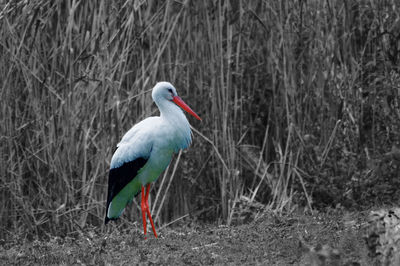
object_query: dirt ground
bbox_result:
[0,210,373,265]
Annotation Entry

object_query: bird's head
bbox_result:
[152,82,201,121]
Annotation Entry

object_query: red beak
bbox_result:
[172,96,202,121]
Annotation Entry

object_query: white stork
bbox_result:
[105,82,201,238]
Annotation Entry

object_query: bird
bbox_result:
[104,81,201,238]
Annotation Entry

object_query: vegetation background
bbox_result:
[1,0,399,243]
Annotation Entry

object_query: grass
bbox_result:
[0,210,371,265]
[1,0,400,242]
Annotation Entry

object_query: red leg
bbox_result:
[145,184,158,238]
[141,184,158,239]
[141,186,147,239]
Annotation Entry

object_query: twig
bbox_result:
[192,242,218,250]
[191,126,229,172]
[154,150,182,223]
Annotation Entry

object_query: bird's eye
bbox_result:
[168,88,173,94]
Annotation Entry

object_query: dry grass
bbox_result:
[1,0,399,239]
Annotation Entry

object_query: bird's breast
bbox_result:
[136,145,174,184]
[136,122,191,184]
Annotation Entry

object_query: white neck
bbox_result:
[155,99,192,151]
[157,99,188,124]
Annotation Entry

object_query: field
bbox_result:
[2,210,371,265]
[1,0,399,265]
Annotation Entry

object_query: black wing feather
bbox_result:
[105,157,148,224]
